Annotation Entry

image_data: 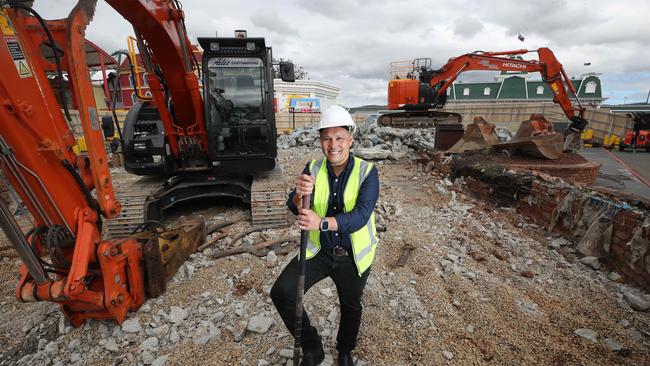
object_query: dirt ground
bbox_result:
[0,147,649,366]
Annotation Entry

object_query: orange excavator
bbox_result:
[0,0,293,325]
[380,48,589,157]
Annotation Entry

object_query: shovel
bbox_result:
[293,193,311,366]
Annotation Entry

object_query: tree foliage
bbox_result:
[272,57,309,80]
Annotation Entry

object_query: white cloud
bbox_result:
[453,17,484,39]
[31,0,649,106]
[251,11,298,36]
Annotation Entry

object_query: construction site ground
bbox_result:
[1,146,650,366]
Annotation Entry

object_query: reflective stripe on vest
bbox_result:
[306,157,378,276]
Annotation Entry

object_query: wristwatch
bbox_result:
[320,219,329,231]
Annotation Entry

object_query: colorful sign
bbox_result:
[289,98,320,113]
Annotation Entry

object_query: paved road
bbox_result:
[610,148,650,182]
[580,147,650,200]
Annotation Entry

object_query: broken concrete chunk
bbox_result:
[550,237,571,247]
[247,316,274,334]
[169,306,189,324]
[574,328,598,342]
[354,147,392,160]
[623,292,650,312]
[122,317,142,333]
[579,256,601,270]
[442,350,454,360]
[607,272,623,283]
[603,338,623,352]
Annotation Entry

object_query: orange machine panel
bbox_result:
[387,79,420,110]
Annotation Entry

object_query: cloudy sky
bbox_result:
[35,0,650,107]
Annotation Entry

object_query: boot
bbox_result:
[337,351,354,366]
[300,342,324,366]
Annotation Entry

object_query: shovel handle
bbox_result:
[293,193,311,366]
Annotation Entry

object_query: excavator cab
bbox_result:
[199,36,291,173]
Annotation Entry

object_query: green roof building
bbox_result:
[446,72,604,105]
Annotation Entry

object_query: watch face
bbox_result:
[321,220,328,231]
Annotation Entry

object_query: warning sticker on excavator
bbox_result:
[16,60,32,77]
[4,36,32,78]
[0,10,15,36]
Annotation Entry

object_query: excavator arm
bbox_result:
[385,47,589,133]
[0,0,203,326]
[426,48,587,130]
[104,0,207,158]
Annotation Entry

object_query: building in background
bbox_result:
[273,79,340,113]
[43,39,117,110]
[445,71,604,106]
[114,44,202,109]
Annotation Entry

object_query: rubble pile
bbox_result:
[277,119,436,161]
[1,143,649,366]
[277,119,513,162]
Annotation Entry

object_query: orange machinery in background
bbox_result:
[380,48,589,148]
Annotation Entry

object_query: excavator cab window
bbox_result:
[206,57,269,156]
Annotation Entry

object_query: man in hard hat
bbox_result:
[271,105,380,366]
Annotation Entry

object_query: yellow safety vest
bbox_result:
[305,157,378,276]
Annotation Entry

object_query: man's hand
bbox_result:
[297,208,320,231]
[295,174,314,198]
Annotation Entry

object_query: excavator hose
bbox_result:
[27,226,70,274]
[61,159,102,231]
[45,224,73,268]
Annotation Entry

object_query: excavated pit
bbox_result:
[450,151,601,185]
[448,152,650,292]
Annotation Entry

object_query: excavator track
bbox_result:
[378,110,462,128]
[251,163,288,228]
[103,177,166,239]
[103,164,288,239]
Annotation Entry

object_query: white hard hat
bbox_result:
[318,105,356,134]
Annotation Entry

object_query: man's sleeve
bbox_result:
[334,165,379,234]
[286,163,312,215]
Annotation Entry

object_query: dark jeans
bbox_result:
[270,248,370,353]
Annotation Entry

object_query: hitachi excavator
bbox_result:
[0,0,293,325]
[380,48,589,159]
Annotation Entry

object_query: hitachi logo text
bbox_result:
[503,62,527,69]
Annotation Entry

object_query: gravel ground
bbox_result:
[0,146,649,366]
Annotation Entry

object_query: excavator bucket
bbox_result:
[492,114,565,160]
[447,116,500,153]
